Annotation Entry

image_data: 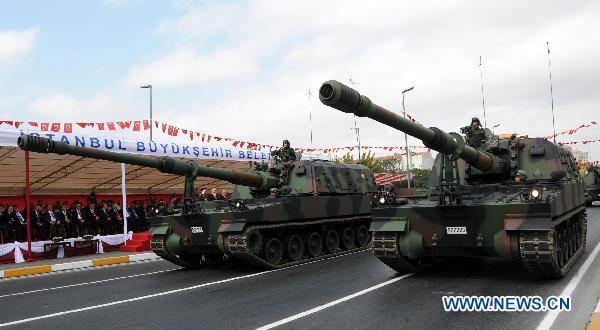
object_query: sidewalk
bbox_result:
[0,250,160,279]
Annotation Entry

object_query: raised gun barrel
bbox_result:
[319,80,502,172]
[18,135,269,188]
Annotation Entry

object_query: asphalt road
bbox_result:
[1,207,599,330]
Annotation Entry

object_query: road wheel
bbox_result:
[325,229,339,254]
[306,232,323,257]
[284,235,304,262]
[356,225,370,248]
[247,231,262,255]
[264,238,283,266]
[341,227,355,250]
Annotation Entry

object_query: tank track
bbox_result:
[224,216,371,270]
[372,232,420,274]
[519,208,587,278]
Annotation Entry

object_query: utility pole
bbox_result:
[140,85,153,141]
[546,42,557,143]
[402,86,414,188]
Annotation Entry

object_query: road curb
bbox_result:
[0,252,160,279]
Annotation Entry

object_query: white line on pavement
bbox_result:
[256,273,414,330]
[537,241,600,330]
[0,250,366,327]
[0,268,180,299]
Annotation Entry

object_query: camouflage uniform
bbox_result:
[271,140,297,162]
[461,117,486,148]
[271,140,296,184]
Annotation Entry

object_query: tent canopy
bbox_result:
[0,147,250,195]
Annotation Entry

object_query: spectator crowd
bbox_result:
[0,189,230,244]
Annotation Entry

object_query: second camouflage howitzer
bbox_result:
[319,79,587,278]
[18,135,377,269]
[319,80,508,175]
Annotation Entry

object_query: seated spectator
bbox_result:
[9,205,27,242]
[70,202,87,237]
[98,202,111,235]
[57,204,75,238]
[47,204,66,239]
[207,188,218,201]
[85,202,100,235]
[32,204,48,241]
[217,189,227,201]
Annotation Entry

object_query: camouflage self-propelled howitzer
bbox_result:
[19,135,376,269]
[583,165,600,206]
[320,80,587,278]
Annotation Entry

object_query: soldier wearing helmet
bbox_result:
[271,139,297,162]
[461,117,486,148]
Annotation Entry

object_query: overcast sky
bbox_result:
[0,0,598,159]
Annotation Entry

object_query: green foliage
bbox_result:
[333,151,383,173]
[332,152,431,187]
[377,158,403,174]
[410,168,432,188]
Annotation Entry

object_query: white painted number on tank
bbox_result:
[191,227,204,233]
[446,226,467,234]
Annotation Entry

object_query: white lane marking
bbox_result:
[256,273,414,330]
[537,241,600,330]
[0,268,180,299]
[0,250,366,327]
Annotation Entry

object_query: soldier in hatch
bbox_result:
[270,140,297,185]
[461,117,486,148]
[271,140,297,162]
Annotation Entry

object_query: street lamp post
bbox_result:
[402,86,414,188]
[140,85,152,141]
[492,124,500,135]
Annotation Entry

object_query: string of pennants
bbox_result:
[558,139,600,145]
[0,118,596,153]
[543,120,597,140]
[0,119,429,153]
[577,161,600,166]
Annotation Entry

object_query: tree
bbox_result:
[410,168,432,188]
[332,151,383,173]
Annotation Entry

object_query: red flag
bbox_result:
[64,123,73,133]
[51,123,61,132]
[155,120,159,128]
[107,122,116,130]
[189,131,194,140]
[14,121,23,129]
[40,123,49,131]
[161,123,167,133]
[167,125,173,136]
[97,123,105,130]
[28,122,38,127]
[206,135,211,142]
[172,127,179,136]
[0,121,14,126]
[133,121,141,131]
[232,141,239,147]
[117,121,131,129]
[181,129,187,134]
[76,122,94,128]
[143,120,150,130]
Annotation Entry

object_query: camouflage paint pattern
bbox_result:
[320,79,587,277]
[583,166,600,205]
[18,135,377,268]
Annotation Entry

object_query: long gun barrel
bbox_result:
[319,80,502,172]
[18,135,268,188]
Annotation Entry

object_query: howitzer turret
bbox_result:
[18,135,278,200]
[319,80,508,175]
